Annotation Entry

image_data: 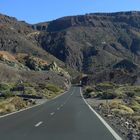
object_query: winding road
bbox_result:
[0,86,122,140]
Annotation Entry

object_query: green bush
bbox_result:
[3,91,14,99]
[134,88,140,93]
[125,92,135,98]
[46,84,60,93]
[132,116,140,122]
[0,83,11,91]
[83,92,91,98]
[86,87,94,93]
[112,108,134,115]
[96,91,117,99]
[83,86,94,98]
[135,96,140,102]
[24,87,37,95]
[25,57,40,71]
[96,82,116,91]
[110,104,134,115]
[131,105,140,113]
[38,83,47,89]
[22,82,35,87]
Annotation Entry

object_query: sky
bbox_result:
[0,0,140,24]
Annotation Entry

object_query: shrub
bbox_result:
[96,82,116,91]
[38,83,47,89]
[83,86,94,98]
[112,108,134,115]
[129,99,140,112]
[5,104,16,113]
[46,84,60,93]
[0,103,16,113]
[3,91,14,99]
[96,91,117,99]
[10,97,27,110]
[125,92,135,98]
[111,104,134,115]
[132,116,140,122]
[83,92,91,98]
[22,82,34,87]
[24,87,37,95]
[25,57,40,71]
[134,89,140,93]
[135,96,140,102]
[86,87,94,93]
[0,83,11,91]
[109,100,120,109]
[131,105,140,113]
[118,104,133,112]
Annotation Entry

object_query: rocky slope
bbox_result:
[34,11,140,70]
[32,11,140,84]
[0,51,70,89]
[0,14,71,90]
[0,14,63,65]
[1,12,140,84]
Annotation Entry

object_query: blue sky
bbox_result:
[0,0,140,23]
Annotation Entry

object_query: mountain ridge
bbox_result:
[1,11,140,84]
[33,11,140,32]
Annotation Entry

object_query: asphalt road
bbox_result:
[0,86,121,140]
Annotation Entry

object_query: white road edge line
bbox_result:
[80,87,123,140]
[0,88,70,119]
[35,121,43,127]
[0,102,45,119]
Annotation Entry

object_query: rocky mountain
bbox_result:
[32,11,140,84]
[1,11,140,85]
[0,51,70,89]
[0,14,63,65]
[0,14,71,89]
[33,11,140,71]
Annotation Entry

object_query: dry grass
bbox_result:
[85,83,140,116]
[0,97,27,114]
[0,51,16,62]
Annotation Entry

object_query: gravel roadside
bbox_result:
[86,98,140,140]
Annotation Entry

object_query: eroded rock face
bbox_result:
[1,12,140,84]
[33,12,140,76]
[0,13,64,67]
[33,11,140,32]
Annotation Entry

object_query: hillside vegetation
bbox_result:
[84,82,140,139]
[0,50,70,114]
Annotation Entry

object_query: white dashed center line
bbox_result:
[35,121,43,127]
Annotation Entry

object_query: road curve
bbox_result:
[0,86,121,140]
